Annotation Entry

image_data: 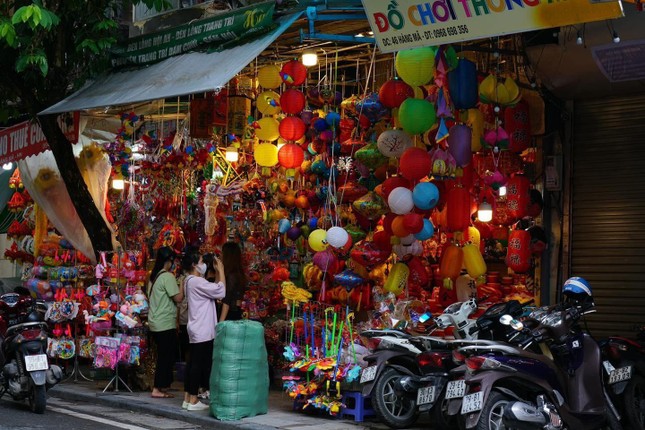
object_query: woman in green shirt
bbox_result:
[148,247,184,398]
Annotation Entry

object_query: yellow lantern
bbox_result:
[257,91,282,115]
[254,143,278,176]
[395,47,436,87]
[255,117,280,142]
[308,229,328,252]
[384,263,409,295]
[467,226,481,250]
[258,65,282,89]
[462,243,487,279]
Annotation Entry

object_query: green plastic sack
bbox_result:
[210,320,269,420]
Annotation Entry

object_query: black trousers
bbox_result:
[185,339,214,396]
[178,324,189,362]
[152,329,178,389]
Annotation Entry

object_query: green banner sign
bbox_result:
[112,1,275,67]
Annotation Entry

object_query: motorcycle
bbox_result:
[601,325,645,430]
[454,304,623,429]
[0,292,62,413]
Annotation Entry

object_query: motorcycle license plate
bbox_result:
[360,366,378,383]
[417,386,436,405]
[24,354,48,372]
[609,365,632,384]
[461,392,484,414]
[445,380,466,399]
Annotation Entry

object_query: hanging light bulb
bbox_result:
[612,31,620,44]
[2,162,13,170]
[576,32,583,45]
[499,185,507,197]
[301,50,318,67]
[477,199,493,222]
[225,146,239,162]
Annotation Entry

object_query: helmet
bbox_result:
[563,277,592,297]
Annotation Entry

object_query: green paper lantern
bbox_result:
[398,98,436,136]
[395,47,436,86]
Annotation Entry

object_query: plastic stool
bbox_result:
[341,391,375,422]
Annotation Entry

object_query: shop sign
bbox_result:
[361,0,624,53]
[0,112,79,165]
[112,1,275,67]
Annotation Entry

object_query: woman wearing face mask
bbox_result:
[180,249,225,411]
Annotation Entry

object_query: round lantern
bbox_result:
[414,219,435,241]
[388,187,414,215]
[254,142,279,172]
[400,147,431,181]
[391,216,410,238]
[287,226,302,240]
[257,90,282,115]
[463,243,487,278]
[506,175,531,219]
[446,186,470,232]
[412,182,439,210]
[395,47,436,86]
[377,129,413,158]
[381,176,411,199]
[398,98,436,135]
[308,229,328,252]
[448,59,478,110]
[258,65,282,89]
[506,229,531,273]
[313,249,338,273]
[440,244,463,280]
[326,111,341,127]
[505,100,531,153]
[447,124,473,167]
[379,78,414,109]
[278,143,305,173]
[327,226,349,248]
[278,218,291,234]
[280,89,306,115]
[281,60,307,86]
[279,116,306,141]
[402,213,424,234]
[255,117,280,141]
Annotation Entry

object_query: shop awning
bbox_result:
[40,13,301,115]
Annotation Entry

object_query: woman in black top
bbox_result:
[219,242,247,321]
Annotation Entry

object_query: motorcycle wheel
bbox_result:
[431,388,458,430]
[476,391,512,430]
[372,367,419,429]
[29,384,46,414]
[624,375,645,430]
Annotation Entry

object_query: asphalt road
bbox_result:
[0,396,202,430]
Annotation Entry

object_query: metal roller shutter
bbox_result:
[571,95,645,338]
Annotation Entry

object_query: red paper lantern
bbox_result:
[280,89,306,115]
[279,116,306,141]
[505,100,531,153]
[382,213,397,235]
[399,147,431,181]
[402,213,424,234]
[379,78,414,109]
[278,143,305,169]
[506,229,531,273]
[446,186,470,232]
[407,256,430,294]
[281,60,307,86]
[381,176,411,198]
[506,175,530,219]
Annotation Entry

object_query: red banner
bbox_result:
[0,112,79,165]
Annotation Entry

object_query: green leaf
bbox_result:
[39,60,48,76]
[31,5,42,26]
[15,55,29,73]
[11,7,27,25]
[22,6,34,23]
[39,10,51,29]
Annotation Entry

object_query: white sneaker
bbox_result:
[186,401,209,411]
[182,401,189,409]
[198,390,210,400]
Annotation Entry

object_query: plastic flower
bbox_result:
[33,168,61,193]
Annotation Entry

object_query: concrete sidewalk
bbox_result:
[49,378,399,430]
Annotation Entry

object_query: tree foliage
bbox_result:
[0,0,169,258]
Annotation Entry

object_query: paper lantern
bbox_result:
[440,244,463,280]
[308,229,328,252]
[326,111,341,127]
[463,243,486,278]
[398,98,436,136]
[467,226,481,251]
[414,219,435,241]
[448,59,478,110]
[402,213,424,234]
[280,89,306,115]
[327,226,349,248]
[256,117,280,141]
[258,65,282,89]
[373,229,392,250]
[407,256,430,293]
[355,142,388,170]
[381,176,411,199]
[313,249,339,273]
[254,143,278,168]
[506,229,531,273]
[379,78,414,109]
[257,90,281,115]
[446,186,470,232]
[281,60,307,86]
[447,125,473,167]
[505,100,531,153]
[287,226,302,240]
[338,181,368,203]
[353,191,388,220]
[388,187,414,215]
[393,240,422,257]
[279,116,306,141]
[391,216,410,238]
[399,147,431,181]
[506,175,531,219]
[412,182,439,210]
[384,263,409,295]
[395,47,436,86]
[278,143,304,171]
[350,240,391,268]
[278,218,291,234]
[377,129,413,158]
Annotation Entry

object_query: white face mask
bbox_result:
[196,262,207,276]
